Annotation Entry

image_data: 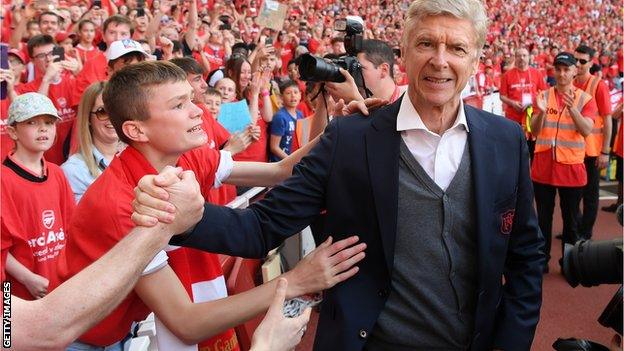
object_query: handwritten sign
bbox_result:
[256,0,288,31]
[217,100,252,134]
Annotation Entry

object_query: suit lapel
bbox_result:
[465,105,495,288]
[366,98,402,274]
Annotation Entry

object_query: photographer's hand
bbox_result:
[325,68,363,105]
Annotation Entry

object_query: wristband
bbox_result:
[260,90,270,97]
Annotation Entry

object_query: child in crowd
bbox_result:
[74,19,99,64]
[204,87,223,117]
[215,77,237,103]
[269,80,303,162]
[1,93,75,300]
[60,61,362,350]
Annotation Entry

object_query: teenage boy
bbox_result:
[72,15,133,104]
[270,80,303,162]
[1,93,75,300]
[60,61,365,349]
[15,34,80,164]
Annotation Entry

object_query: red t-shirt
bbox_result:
[531,90,598,187]
[74,45,102,66]
[203,45,225,70]
[198,103,237,205]
[1,154,75,300]
[60,145,225,346]
[499,67,548,124]
[0,98,14,161]
[72,52,107,106]
[15,72,78,165]
[574,75,613,117]
[234,117,268,162]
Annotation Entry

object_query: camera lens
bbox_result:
[562,238,623,287]
[298,54,345,82]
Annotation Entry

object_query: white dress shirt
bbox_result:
[396,95,470,191]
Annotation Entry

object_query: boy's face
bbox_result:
[287,63,299,80]
[8,55,25,79]
[138,80,206,156]
[8,115,57,154]
[282,86,301,109]
[204,94,222,117]
[215,78,236,102]
[60,38,74,53]
[187,73,208,103]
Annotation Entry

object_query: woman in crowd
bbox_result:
[62,82,119,202]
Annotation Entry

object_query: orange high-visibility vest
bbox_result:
[535,87,592,164]
[579,75,604,156]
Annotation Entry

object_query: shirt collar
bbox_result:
[396,94,470,134]
[92,146,110,169]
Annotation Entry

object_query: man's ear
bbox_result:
[122,120,149,143]
[379,62,390,79]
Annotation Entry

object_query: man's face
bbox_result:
[31,43,55,73]
[357,53,386,95]
[134,15,148,32]
[103,22,132,46]
[204,94,222,117]
[514,48,529,70]
[39,14,59,36]
[554,64,577,87]
[574,52,591,76]
[109,54,145,73]
[139,81,206,155]
[187,73,208,103]
[401,15,478,110]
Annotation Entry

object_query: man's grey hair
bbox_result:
[402,0,488,57]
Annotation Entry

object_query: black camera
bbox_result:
[297,16,370,96]
[556,237,623,346]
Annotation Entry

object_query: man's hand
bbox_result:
[132,166,205,235]
[512,100,524,112]
[60,57,82,76]
[250,278,311,351]
[535,94,547,113]
[325,68,363,104]
[24,272,49,300]
[598,153,610,169]
[283,236,366,298]
[562,89,575,109]
[333,97,388,117]
[42,61,63,83]
[0,69,15,91]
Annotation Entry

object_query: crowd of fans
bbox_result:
[0,0,622,349]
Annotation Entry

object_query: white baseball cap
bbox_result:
[106,39,149,62]
[8,93,60,125]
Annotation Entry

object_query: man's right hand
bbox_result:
[43,61,62,83]
[132,166,205,235]
[24,272,49,300]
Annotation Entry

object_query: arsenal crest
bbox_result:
[42,210,55,230]
[500,209,515,235]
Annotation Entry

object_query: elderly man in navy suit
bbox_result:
[134,0,545,350]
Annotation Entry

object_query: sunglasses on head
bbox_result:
[91,107,109,121]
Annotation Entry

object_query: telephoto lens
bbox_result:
[298,54,345,82]
[562,238,623,288]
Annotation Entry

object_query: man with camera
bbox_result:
[134,0,545,350]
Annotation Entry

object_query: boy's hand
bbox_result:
[250,278,311,351]
[223,130,252,155]
[24,272,49,299]
[249,124,261,141]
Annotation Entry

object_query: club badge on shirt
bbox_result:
[501,209,515,234]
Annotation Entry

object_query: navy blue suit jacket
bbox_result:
[171,96,546,351]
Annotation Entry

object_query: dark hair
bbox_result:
[103,61,187,144]
[359,39,395,78]
[107,51,146,68]
[103,15,132,34]
[77,19,96,32]
[575,45,596,58]
[330,36,343,45]
[38,11,60,24]
[27,34,55,58]
[279,80,299,95]
[170,57,204,75]
[589,63,602,75]
[231,42,249,57]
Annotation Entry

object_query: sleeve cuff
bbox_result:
[214,150,234,189]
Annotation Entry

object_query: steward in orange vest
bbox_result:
[528,52,598,272]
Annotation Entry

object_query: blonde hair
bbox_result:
[75,81,107,178]
[403,0,488,56]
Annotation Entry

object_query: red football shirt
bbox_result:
[1,154,75,300]
[72,52,107,106]
[499,67,548,124]
[60,145,223,346]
